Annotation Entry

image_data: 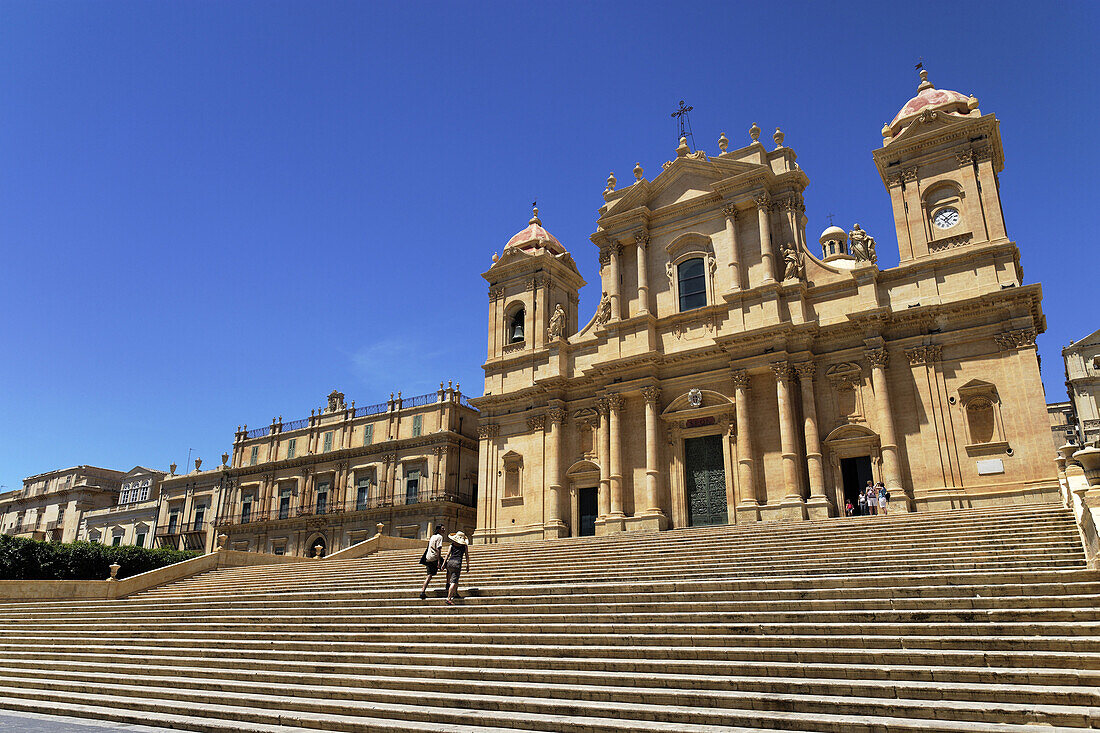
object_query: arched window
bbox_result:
[677,258,707,312]
[966,398,995,445]
[508,308,525,343]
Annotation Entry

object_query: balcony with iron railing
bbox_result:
[219,489,475,527]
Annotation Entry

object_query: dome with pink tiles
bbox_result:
[882,69,979,141]
[505,207,567,255]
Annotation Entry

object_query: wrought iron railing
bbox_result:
[402,392,436,408]
[218,489,474,527]
[354,401,388,418]
[460,394,478,410]
[246,425,271,439]
[282,417,309,431]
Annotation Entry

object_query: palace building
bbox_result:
[471,70,1058,543]
[217,386,479,555]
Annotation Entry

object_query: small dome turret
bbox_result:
[820,225,854,264]
[503,205,567,255]
[882,69,979,143]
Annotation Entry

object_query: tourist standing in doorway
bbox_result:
[845,499,854,517]
[864,481,876,515]
[857,490,867,516]
[419,524,446,600]
[877,482,889,516]
[444,530,471,606]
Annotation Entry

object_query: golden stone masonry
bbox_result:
[473,69,1057,543]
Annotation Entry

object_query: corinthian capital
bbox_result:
[905,344,942,365]
[607,393,625,412]
[641,386,662,405]
[794,361,816,379]
[546,407,567,424]
[769,361,794,382]
[865,347,889,368]
[730,369,750,388]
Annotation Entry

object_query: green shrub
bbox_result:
[0,536,199,580]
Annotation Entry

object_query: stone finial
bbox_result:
[773,127,785,149]
[718,132,728,152]
[881,122,891,138]
[375,522,385,536]
[749,122,761,143]
[676,136,689,157]
[917,68,934,91]
[216,533,227,551]
[169,463,176,476]
[491,252,498,263]
[605,172,616,193]
[529,205,541,226]
[221,452,229,467]
[967,94,979,111]
[108,563,120,580]
[194,458,202,472]
[633,162,643,181]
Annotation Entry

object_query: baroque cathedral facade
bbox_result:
[471,70,1058,543]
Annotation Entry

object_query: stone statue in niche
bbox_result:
[547,303,566,341]
[781,242,805,281]
[848,224,878,263]
[595,292,612,325]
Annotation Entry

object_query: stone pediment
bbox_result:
[602,156,760,218]
[661,388,734,417]
[887,109,975,147]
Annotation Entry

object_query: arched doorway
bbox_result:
[305,533,328,558]
[823,424,882,513]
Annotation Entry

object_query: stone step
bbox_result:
[6,639,1099,671]
[0,676,1091,733]
[5,658,1098,710]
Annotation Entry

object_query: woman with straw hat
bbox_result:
[444,530,471,606]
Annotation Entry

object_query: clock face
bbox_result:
[933,207,960,230]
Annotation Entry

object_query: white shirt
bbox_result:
[426,533,443,562]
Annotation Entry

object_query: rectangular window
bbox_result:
[167,511,179,535]
[279,487,292,520]
[250,446,259,466]
[323,431,333,452]
[678,258,707,312]
[135,532,146,548]
[112,535,123,547]
[405,469,420,505]
[241,496,253,523]
[316,481,330,515]
[287,439,296,460]
[193,505,206,531]
[356,478,370,511]
[412,415,422,437]
[363,424,374,445]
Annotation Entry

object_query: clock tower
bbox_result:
[873,70,1009,263]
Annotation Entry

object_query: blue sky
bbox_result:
[0,1,1096,491]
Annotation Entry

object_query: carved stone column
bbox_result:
[607,245,622,321]
[867,346,903,493]
[722,205,741,292]
[755,193,776,283]
[796,361,829,519]
[597,398,611,521]
[635,233,651,316]
[640,387,664,518]
[545,406,567,537]
[608,393,626,522]
[732,369,760,521]
[772,361,806,519]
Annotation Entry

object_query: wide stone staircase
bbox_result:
[0,503,1096,732]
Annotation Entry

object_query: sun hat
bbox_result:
[448,531,469,545]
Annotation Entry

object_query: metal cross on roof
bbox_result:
[826,212,836,226]
[671,100,696,148]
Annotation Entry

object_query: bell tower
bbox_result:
[481,207,585,393]
[873,70,1009,263]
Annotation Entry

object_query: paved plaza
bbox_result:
[0,712,179,733]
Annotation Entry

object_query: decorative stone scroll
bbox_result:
[929,233,972,253]
[905,344,943,365]
[994,328,1038,351]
